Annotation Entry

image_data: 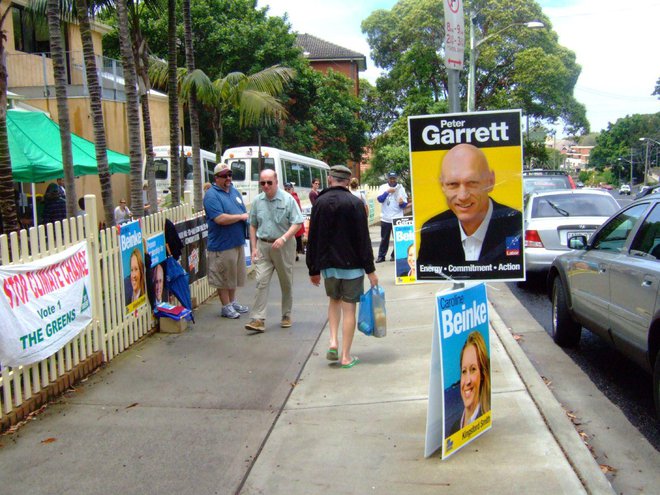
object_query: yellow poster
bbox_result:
[408,110,524,282]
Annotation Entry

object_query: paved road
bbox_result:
[491,282,660,495]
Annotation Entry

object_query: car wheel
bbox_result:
[654,353,660,420]
[551,277,581,347]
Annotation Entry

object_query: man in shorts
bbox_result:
[306,165,378,368]
[203,163,250,319]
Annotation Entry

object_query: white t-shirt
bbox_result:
[351,189,367,205]
[378,183,407,223]
[114,205,132,224]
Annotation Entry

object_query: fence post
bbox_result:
[83,195,104,359]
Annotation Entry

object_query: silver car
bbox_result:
[524,189,620,273]
[548,196,660,417]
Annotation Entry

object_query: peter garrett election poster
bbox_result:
[424,283,492,459]
[409,110,524,282]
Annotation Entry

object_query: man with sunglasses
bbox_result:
[204,163,250,319]
[245,169,303,332]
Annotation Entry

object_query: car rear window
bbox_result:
[531,193,619,218]
[523,176,572,194]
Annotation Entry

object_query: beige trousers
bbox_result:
[250,238,296,320]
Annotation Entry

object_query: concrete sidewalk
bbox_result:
[0,227,614,495]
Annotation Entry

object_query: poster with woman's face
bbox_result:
[438,283,492,459]
[120,220,146,315]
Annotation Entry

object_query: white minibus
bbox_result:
[144,145,217,199]
[221,146,330,210]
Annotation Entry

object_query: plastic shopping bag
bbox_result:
[371,285,387,338]
[357,285,387,337]
[358,288,374,336]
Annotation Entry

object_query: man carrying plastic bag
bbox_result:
[306,165,379,368]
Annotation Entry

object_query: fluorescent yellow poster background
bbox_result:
[412,146,523,252]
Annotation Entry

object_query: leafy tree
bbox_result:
[589,113,660,181]
[654,76,660,98]
[362,0,588,134]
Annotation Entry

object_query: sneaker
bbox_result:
[232,301,249,314]
[245,319,265,332]
[221,304,240,319]
[375,257,385,263]
[280,316,292,328]
[390,255,394,261]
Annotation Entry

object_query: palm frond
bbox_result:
[238,90,287,128]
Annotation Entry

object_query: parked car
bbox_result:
[599,182,613,190]
[523,169,576,195]
[575,181,585,188]
[619,184,631,195]
[524,189,620,273]
[636,184,660,199]
[548,195,660,417]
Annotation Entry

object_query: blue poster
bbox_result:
[425,283,492,459]
[119,220,146,315]
[393,216,416,285]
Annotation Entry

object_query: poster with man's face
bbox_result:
[408,110,524,282]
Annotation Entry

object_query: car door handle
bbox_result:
[642,278,654,287]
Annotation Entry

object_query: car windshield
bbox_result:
[531,193,619,218]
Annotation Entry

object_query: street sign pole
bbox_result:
[443,0,464,114]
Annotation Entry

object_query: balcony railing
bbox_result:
[6,50,127,102]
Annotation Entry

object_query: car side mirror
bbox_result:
[568,235,587,249]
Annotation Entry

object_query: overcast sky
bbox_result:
[259,0,660,135]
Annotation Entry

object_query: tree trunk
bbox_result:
[116,0,144,218]
[183,0,202,211]
[0,9,20,234]
[134,33,157,215]
[75,0,115,227]
[167,0,180,206]
[47,0,76,219]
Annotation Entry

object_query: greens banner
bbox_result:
[0,242,92,367]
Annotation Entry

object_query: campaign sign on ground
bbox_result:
[120,220,146,315]
[424,283,492,459]
[409,110,524,282]
[0,241,92,367]
[393,216,416,285]
[175,217,208,284]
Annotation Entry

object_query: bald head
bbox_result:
[440,144,495,236]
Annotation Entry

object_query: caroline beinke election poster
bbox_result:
[427,283,492,459]
[409,110,524,282]
[393,217,416,285]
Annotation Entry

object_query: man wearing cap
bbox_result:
[245,169,303,332]
[307,165,378,368]
[375,171,408,263]
[203,163,250,319]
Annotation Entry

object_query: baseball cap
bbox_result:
[213,163,231,176]
[387,171,398,178]
[284,182,293,189]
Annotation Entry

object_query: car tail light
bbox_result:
[525,229,544,248]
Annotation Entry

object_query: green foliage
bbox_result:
[361,0,588,134]
[589,113,660,181]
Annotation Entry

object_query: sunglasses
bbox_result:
[216,172,232,179]
[260,180,274,186]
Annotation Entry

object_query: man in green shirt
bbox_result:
[245,169,303,332]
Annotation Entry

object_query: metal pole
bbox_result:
[630,149,634,187]
[644,140,650,187]
[447,69,461,113]
[467,16,476,112]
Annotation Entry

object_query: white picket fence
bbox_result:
[0,194,213,426]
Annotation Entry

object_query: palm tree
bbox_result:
[151,62,295,162]
[29,0,116,226]
[182,0,202,211]
[126,0,161,214]
[166,0,180,206]
[74,0,116,226]
[0,7,20,234]
[115,0,144,217]
[46,0,77,219]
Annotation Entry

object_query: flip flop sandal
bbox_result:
[341,357,360,368]
[326,348,339,361]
